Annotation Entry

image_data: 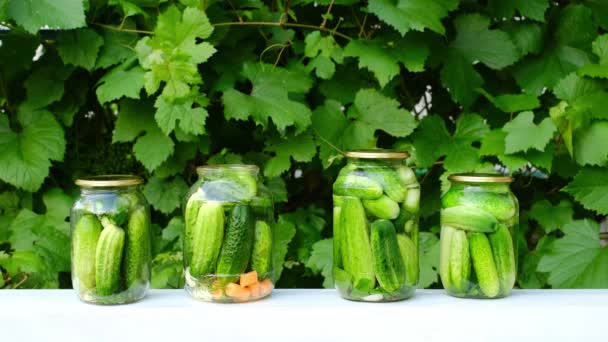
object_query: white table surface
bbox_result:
[1,289,606,341]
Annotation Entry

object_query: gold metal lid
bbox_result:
[448,173,513,183]
[344,149,409,159]
[75,175,143,187]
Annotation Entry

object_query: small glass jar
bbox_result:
[183,165,274,303]
[71,175,151,304]
[332,150,420,302]
[440,173,518,299]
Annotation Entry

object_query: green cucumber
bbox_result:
[449,229,470,294]
[216,204,255,283]
[184,197,203,264]
[363,166,407,202]
[397,234,418,286]
[441,206,498,233]
[124,207,151,288]
[370,220,405,292]
[340,197,375,289]
[403,187,420,213]
[469,232,500,298]
[190,201,225,277]
[333,174,383,199]
[333,205,343,268]
[72,215,102,291]
[251,220,273,277]
[439,226,456,291]
[442,190,517,222]
[394,208,413,233]
[202,179,254,202]
[96,218,126,296]
[489,224,516,293]
[396,166,418,186]
[362,195,400,220]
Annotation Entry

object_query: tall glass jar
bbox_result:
[440,173,518,299]
[332,150,420,302]
[71,175,151,304]
[183,165,274,303]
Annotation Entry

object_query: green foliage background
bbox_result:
[0,0,607,290]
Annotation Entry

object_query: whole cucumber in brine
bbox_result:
[362,165,407,203]
[190,201,225,277]
[469,232,500,298]
[449,229,471,294]
[439,226,455,291]
[251,220,273,278]
[370,220,405,293]
[96,218,126,296]
[397,234,418,286]
[184,196,203,265]
[333,174,383,199]
[441,206,498,233]
[72,215,102,291]
[340,197,375,289]
[363,195,400,220]
[124,207,151,288]
[489,224,516,293]
[216,205,255,284]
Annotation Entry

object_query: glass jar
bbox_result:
[332,150,420,302]
[71,175,151,304]
[183,164,274,303]
[440,173,518,299]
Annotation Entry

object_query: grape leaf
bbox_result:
[367,0,459,36]
[96,65,145,104]
[502,111,556,153]
[344,35,429,87]
[579,34,608,78]
[113,100,174,171]
[504,22,544,57]
[562,167,608,214]
[451,14,519,70]
[153,94,209,136]
[271,215,297,283]
[305,238,333,288]
[223,62,313,134]
[42,188,73,228]
[143,175,188,214]
[96,26,139,69]
[411,115,451,168]
[529,200,574,233]
[136,6,216,101]
[151,251,184,289]
[573,121,608,166]
[488,0,549,22]
[538,219,608,288]
[440,50,484,108]
[24,64,73,109]
[0,108,65,192]
[7,0,86,34]
[56,28,104,71]
[478,89,540,113]
[419,232,440,288]
[312,90,417,167]
[264,133,317,177]
[304,31,344,80]
[443,113,490,172]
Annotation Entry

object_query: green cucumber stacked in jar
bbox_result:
[183,165,274,303]
[71,175,151,304]
[333,150,420,302]
[440,173,518,299]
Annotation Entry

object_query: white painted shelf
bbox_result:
[1,289,607,341]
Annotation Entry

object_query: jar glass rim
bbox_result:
[448,173,513,183]
[196,164,259,173]
[344,149,409,159]
[75,175,143,187]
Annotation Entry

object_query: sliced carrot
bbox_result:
[240,271,259,287]
[259,279,274,296]
[225,282,251,302]
[211,288,224,300]
[249,282,261,298]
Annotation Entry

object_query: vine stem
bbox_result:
[213,21,352,40]
[93,20,352,40]
[320,0,335,28]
